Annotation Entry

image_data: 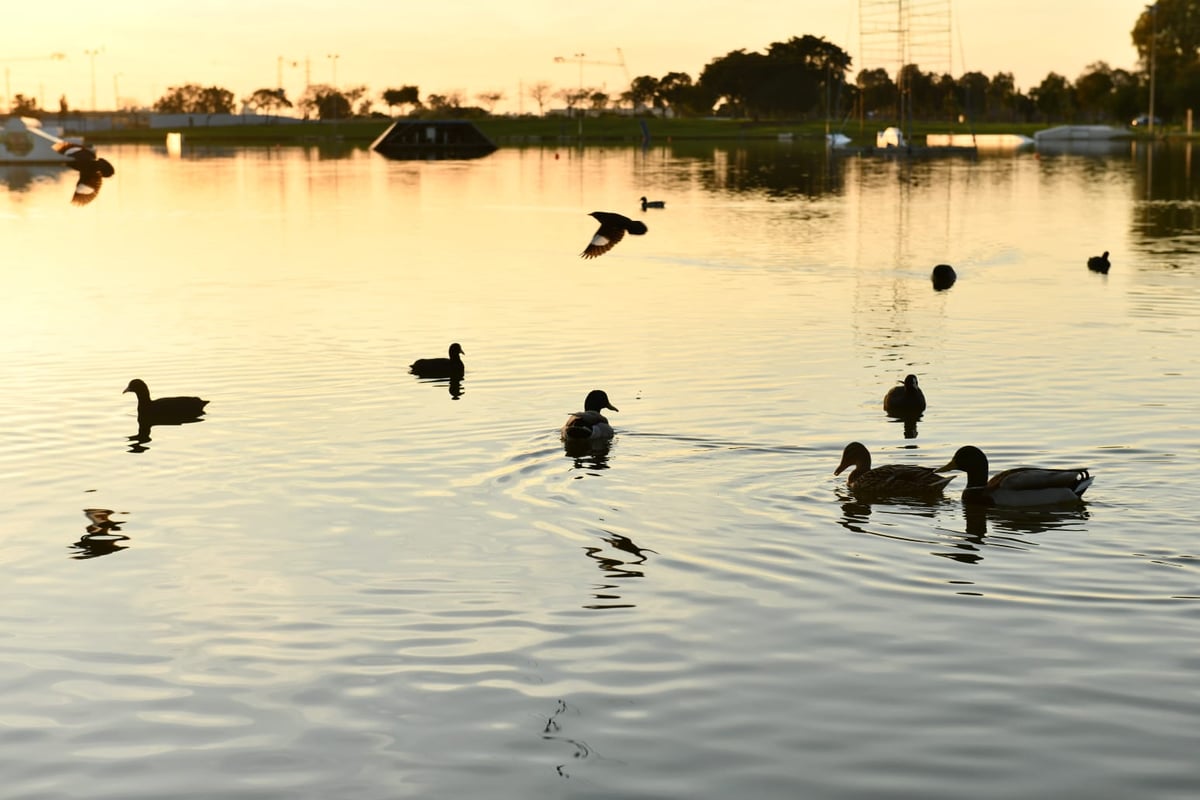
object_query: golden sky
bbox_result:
[4,0,1144,113]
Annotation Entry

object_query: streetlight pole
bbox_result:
[84,48,102,110]
[1147,3,1157,134]
[113,72,122,110]
[326,53,339,87]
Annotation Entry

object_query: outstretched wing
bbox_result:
[581,223,625,259]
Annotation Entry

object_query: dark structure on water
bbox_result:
[371,120,497,160]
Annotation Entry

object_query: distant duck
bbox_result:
[53,141,115,206]
[581,211,648,258]
[931,263,957,291]
[123,379,208,423]
[937,445,1094,506]
[883,374,927,417]
[834,441,955,496]
[1087,251,1111,274]
[640,196,665,210]
[561,389,619,440]
[410,342,465,378]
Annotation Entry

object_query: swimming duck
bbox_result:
[931,263,957,291]
[834,441,955,496]
[640,196,665,210]
[53,141,115,206]
[884,374,927,417]
[123,379,208,423]
[581,211,647,258]
[937,445,1094,506]
[561,389,619,440]
[410,342,465,378]
[1087,251,1111,274]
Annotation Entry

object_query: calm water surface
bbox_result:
[1,138,1198,799]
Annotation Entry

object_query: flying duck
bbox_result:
[834,441,955,496]
[410,342,465,378]
[931,263,957,291]
[639,196,665,210]
[123,379,208,423]
[53,141,115,206]
[581,212,647,258]
[561,389,619,440]
[1087,251,1111,274]
[937,445,1094,506]
[884,374,927,417]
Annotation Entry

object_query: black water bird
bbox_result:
[123,379,209,424]
[410,342,465,378]
[937,445,1094,506]
[931,263,957,290]
[639,196,665,210]
[581,212,647,258]
[53,141,115,206]
[883,374,927,417]
[1087,251,1111,274]
[561,390,619,440]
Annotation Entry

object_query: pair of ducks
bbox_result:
[409,344,616,440]
[839,374,1094,506]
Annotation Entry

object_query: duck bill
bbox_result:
[833,458,850,476]
[935,459,957,473]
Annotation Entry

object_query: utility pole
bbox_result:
[84,48,103,110]
[1147,3,1157,134]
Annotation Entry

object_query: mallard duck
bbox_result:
[884,374,927,417]
[1087,251,1111,274]
[123,379,208,423]
[410,342,465,378]
[561,389,619,440]
[931,263,956,291]
[640,196,665,210]
[937,445,1094,506]
[581,211,647,258]
[53,141,115,206]
[834,441,955,496]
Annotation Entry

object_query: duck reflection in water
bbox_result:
[563,436,612,470]
[71,508,130,559]
[933,505,1092,566]
[582,529,656,610]
[411,375,465,400]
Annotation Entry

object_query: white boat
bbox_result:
[926,133,1034,149]
[826,132,852,149]
[876,126,906,148]
[1033,125,1131,142]
[1,116,77,164]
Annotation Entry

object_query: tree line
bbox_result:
[8,4,1190,125]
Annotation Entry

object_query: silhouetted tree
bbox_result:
[856,68,896,118]
[382,86,421,114]
[526,81,553,116]
[475,90,504,113]
[244,88,293,117]
[699,36,851,119]
[1074,62,1115,121]
[627,75,660,110]
[11,94,40,116]
[154,84,235,114]
[656,72,702,114]
[1132,0,1199,119]
[297,84,351,120]
[588,91,609,111]
[555,87,591,114]
[1030,72,1075,121]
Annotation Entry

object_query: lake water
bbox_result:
[1,136,1198,799]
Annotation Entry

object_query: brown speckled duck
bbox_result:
[937,445,1094,506]
[834,441,955,496]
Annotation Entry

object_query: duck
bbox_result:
[937,445,1094,506]
[883,374,927,417]
[123,379,208,423]
[640,196,665,210]
[931,263,957,291]
[561,389,619,440]
[410,342,465,378]
[1087,251,1111,274]
[834,441,955,496]
[581,211,647,258]
[53,141,115,206]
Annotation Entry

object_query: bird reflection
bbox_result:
[71,508,130,559]
[931,505,1092,565]
[563,437,612,470]
[127,418,205,453]
[582,530,655,610]
[541,699,591,779]
[411,375,464,399]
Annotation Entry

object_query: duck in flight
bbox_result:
[53,141,115,206]
[581,212,647,258]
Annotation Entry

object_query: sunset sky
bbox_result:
[4,0,1145,114]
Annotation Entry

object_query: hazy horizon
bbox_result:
[4,0,1144,114]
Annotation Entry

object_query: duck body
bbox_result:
[938,445,1093,507]
[123,379,208,423]
[562,389,619,440]
[53,141,115,206]
[834,441,955,497]
[1088,251,1111,274]
[931,263,957,291]
[639,196,665,210]
[581,212,648,258]
[410,342,465,378]
[884,374,927,417]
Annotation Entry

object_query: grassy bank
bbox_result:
[77,115,1177,147]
